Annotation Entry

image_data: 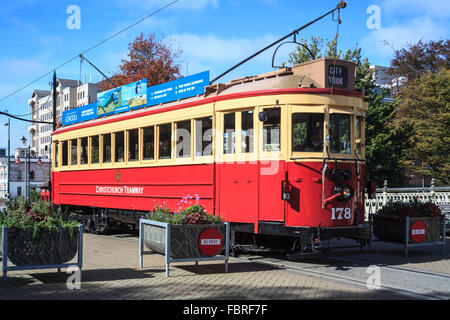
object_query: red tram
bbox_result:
[51,58,370,252]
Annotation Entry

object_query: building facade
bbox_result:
[370,65,404,102]
[0,148,50,199]
[28,79,99,159]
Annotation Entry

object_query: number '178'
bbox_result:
[331,208,351,220]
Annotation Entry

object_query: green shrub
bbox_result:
[378,199,442,219]
[0,198,79,239]
[146,204,223,225]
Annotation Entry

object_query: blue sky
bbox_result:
[0,0,448,151]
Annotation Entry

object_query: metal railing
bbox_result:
[365,179,450,220]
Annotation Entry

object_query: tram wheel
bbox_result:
[92,210,110,235]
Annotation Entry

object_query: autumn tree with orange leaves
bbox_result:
[99,33,182,91]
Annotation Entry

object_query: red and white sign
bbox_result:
[198,228,223,256]
[410,221,427,243]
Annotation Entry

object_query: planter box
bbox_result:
[372,214,443,244]
[1,225,83,287]
[143,223,226,259]
[139,219,230,277]
[1,227,79,266]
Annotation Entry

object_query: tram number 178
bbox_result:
[331,208,351,220]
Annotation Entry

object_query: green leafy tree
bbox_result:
[288,36,407,186]
[387,39,450,185]
[394,70,450,184]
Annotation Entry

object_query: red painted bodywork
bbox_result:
[53,160,366,233]
[52,88,366,233]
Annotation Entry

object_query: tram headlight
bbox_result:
[333,184,354,201]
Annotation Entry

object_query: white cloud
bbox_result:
[0,56,45,79]
[170,33,278,63]
[361,16,447,61]
[169,33,280,79]
[116,0,218,11]
[381,0,450,19]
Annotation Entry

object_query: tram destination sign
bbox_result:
[62,71,209,126]
[327,65,347,88]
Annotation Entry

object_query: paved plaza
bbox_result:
[0,232,449,301]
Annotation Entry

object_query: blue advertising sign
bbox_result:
[148,71,209,106]
[62,103,97,126]
[97,79,147,116]
[61,71,208,126]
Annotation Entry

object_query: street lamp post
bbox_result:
[20,136,30,201]
[4,115,10,199]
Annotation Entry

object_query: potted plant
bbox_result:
[0,197,81,266]
[142,200,225,259]
[372,199,443,244]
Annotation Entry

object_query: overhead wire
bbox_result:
[8,84,53,118]
[0,0,181,105]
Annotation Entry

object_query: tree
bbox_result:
[288,37,407,186]
[99,33,182,91]
[388,39,449,185]
[389,39,450,83]
[394,70,450,184]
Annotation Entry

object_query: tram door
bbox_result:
[257,106,285,222]
[216,110,259,226]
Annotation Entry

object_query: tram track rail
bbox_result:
[235,252,450,300]
[100,232,450,299]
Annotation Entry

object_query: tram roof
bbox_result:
[55,58,360,133]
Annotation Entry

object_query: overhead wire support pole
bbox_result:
[79,54,118,88]
[209,1,347,85]
[52,71,57,131]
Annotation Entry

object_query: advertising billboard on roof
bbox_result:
[62,71,209,126]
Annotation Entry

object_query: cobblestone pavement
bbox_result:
[0,233,448,300]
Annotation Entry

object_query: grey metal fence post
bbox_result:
[139,219,143,269]
[225,222,230,273]
[78,224,83,283]
[2,226,7,288]
[405,216,409,258]
[165,223,171,277]
[383,180,388,206]
[442,215,446,255]
[430,178,436,204]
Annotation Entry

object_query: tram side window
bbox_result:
[62,141,68,166]
[70,139,77,166]
[128,129,139,161]
[80,137,88,164]
[54,142,59,168]
[263,108,280,152]
[143,126,155,160]
[176,120,191,158]
[103,134,111,163]
[224,113,235,154]
[241,111,254,153]
[91,135,99,164]
[115,131,125,162]
[292,113,324,152]
[195,117,212,156]
[329,114,351,154]
[355,116,364,155]
[158,124,172,160]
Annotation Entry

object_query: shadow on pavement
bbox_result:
[177,261,282,275]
